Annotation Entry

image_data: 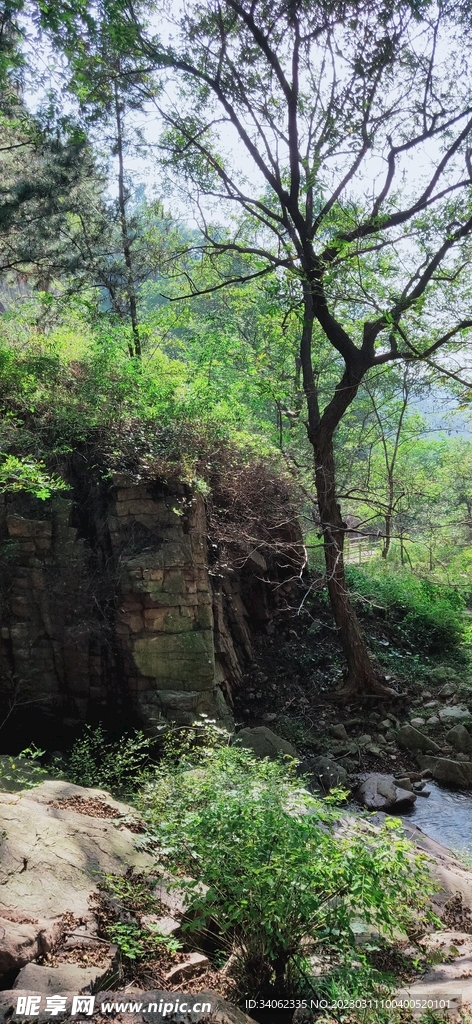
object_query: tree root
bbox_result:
[332,674,397,701]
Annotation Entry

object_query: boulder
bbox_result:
[394,777,413,792]
[357,774,417,810]
[410,717,425,728]
[165,952,210,983]
[0,915,63,976]
[140,914,180,938]
[446,725,472,754]
[396,725,441,754]
[0,780,153,979]
[234,727,298,760]
[330,724,348,740]
[438,705,472,723]
[13,957,117,995]
[437,681,457,696]
[416,755,472,788]
[312,757,347,792]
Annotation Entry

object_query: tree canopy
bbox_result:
[1,0,472,695]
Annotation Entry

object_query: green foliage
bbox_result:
[0,745,48,790]
[107,921,180,961]
[138,743,435,997]
[160,714,231,766]
[346,563,465,653]
[0,453,69,499]
[100,871,182,962]
[56,725,155,795]
[102,871,160,914]
[107,922,144,961]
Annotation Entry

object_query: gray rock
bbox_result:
[439,705,472,723]
[357,734,372,747]
[424,701,439,709]
[152,874,209,922]
[140,914,180,937]
[0,781,153,932]
[396,725,441,754]
[416,755,472,788]
[235,727,298,760]
[365,744,382,757]
[165,952,210,983]
[0,915,63,975]
[446,725,472,754]
[394,777,413,792]
[426,716,440,726]
[330,724,348,740]
[380,719,392,730]
[157,690,201,712]
[438,682,457,696]
[312,757,348,792]
[13,960,116,994]
[410,717,426,727]
[397,932,472,1013]
[357,774,416,811]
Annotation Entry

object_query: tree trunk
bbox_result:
[313,426,392,697]
[299,287,393,697]
[382,470,394,559]
[114,82,141,358]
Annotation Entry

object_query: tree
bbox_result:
[0,4,113,293]
[39,1,166,357]
[32,0,472,693]
[117,0,472,696]
[0,96,109,293]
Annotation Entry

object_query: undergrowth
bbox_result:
[137,734,437,1002]
[50,725,157,796]
[345,563,466,655]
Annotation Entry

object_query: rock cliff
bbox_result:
[0,474,303,747]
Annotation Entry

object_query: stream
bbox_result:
[401,780,472,856]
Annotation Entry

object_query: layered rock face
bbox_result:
[0,475,301,744]
[110,478,233,730]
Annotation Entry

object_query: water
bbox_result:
[401,781,472,855]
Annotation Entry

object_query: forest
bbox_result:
[1,0,472,1021]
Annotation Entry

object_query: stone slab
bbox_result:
[13,960,114,995]
[0,782,153,924]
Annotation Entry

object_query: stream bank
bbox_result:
[2,779,472,1023]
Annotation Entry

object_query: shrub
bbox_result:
[138,744,435,998]
[346,563,464,653]
[56,725,155,795]
[0,746,48,791]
